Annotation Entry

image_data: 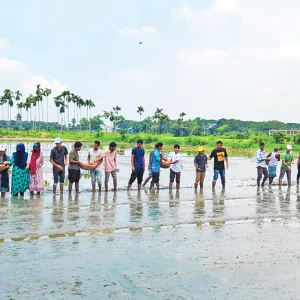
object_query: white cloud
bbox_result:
[116,26,158,35]
[0,38,10,50]
[213,0,239,12]
[21,75,68,96]
[0,57,28,72]
[275,41,300,60]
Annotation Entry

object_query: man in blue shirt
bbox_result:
[150,142,165,190]
[127,139,145,190]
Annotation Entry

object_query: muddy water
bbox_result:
[1,142,300,299]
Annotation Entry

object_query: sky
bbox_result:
[1,0,300,123]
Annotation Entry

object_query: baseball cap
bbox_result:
[54,137,62,144]
[33,142,41,149]
[286,144,292,150]
[0,144,6,151]
[198,146,204,151]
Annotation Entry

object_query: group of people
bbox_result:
[0,138,299,197]
[256,142,300,187]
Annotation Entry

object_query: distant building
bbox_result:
[269,129,300,136]
[101,125,113,133]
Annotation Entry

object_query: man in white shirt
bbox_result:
[256,142,269,187]
[88,140,103,192]
[169,144,182,190]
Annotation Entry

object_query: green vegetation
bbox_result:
[1,130,299,157]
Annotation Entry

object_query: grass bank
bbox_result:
[0,130,299,157]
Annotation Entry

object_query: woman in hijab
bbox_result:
[10,143,30,197]
[0,144,10,197]
[26,142,44,195]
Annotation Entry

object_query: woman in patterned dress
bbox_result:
[0,144,10,197]
[10,143,30,197]
[27,142,44,195]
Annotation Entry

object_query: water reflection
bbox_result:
[103,192,117,222]
[148,190,160,221]
[194,190,205,218]
[279,187,291,213]
[169,189,180,208]
[212,191,225,217]
[128,191,143,223]
[52,194,64,224]
[67,194,79,222]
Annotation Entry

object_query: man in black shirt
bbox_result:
[208,140,228,190]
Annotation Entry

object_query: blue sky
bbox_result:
[1,0,300,123]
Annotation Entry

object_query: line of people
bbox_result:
[256,142,300,187]
[1,138,299,197]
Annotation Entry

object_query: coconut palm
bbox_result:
[160,114,170,133]
[25,94,35,129]
[54,96,61,128]
[59,91,70,128]
[153,108,163,134]
[35,84,44,124]
[43,88,52,128]
[137,106,144,122]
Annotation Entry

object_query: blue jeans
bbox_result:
[213,169,225,185]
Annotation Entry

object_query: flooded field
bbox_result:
[1,142,300,299]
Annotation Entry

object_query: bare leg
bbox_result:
[176,183,180,189]
[143,177,152,187]
[138,184,141,190]
[127,183,131,190]
[1,192,5,198]
[37,192,40,195]
[288,180,292,187]
[105,184,108,192]
[194,183,198,189]
[75,182,79,193]
[156,183,160,190]
[269,177,274,185]
[30,191,34,196]
[169,182,173,189]
[60,183,64,194]
[68,182,73,193]
[98,184,102,192]
[279,178,282,186]
[53,184,57,194]
[113,182,117,191]
[92,184,96,193]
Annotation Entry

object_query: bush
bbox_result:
[294,134,300,145]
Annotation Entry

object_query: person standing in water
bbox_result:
[0,144,10,197]
[27,142,44,195]
[10,143,30,197]
[267,147,280,185]
[128,139,145,191]
[68,141,83,194]
[194,146,208,190]
[169,144,182,190]
[256,142,269,187]
[207,141,228,190]
[88,140,103,192]
[50,137,68,194]
[142,147,155,187]
[297,151,300,186]
[279,144,294,187]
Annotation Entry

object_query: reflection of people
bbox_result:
[169,144,181,190]
[88,140,103,192]
[128,139,145,191]
[279,145,294,187]
[256,142,269,187]
[68,142,83,194]
[50,137,68,194]
[0,144,10,198]
[267,147,279,185]
[10,143,30,197]
[207,141,228,190]
[194,146,208,190]
[27,142,44,195]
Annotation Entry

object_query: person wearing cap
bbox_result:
[207,141,228,190]
[169,144,182,190]
[127,139,145,190]
[0,144,10,197]
[50,137,68,194]
[10,143,30,197]
[194,146,208,190]
[267,147,280,185]
[26,142,44,195]
[256,142,269,187]
[279,145,294,187]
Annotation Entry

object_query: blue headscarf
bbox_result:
[13,143,28,169]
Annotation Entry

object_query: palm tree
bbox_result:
[109,111,115,131]
[43,87,52,127]
[0,95,7,129]
[160,114,170,133]
[16,112,22,126]
[153,108,163,134]
[137,106,144,122]
[59,91,70,128]
[179,112,186,136]
[17,102,25,128]
[76,96,85,131]
[35,85,44,124]
[1,89,14,130]
[25,94,34,129]
[54,96,61,129]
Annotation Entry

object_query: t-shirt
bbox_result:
[170,153,181,173]
[281,151,293,168]
[209,148,228,170]
[69,149,80,170]
[88,148,104,171]
[50,146,68,167]
[132,147,145,169]
[256,149,267,168]
[194,154,207,173]
[103,149,116,172]
[151,149,161,173]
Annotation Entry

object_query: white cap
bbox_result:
[54,137,62,144]
[0,144,6,151]
[286,144,292,150]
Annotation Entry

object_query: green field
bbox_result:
[1,129,299,157]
